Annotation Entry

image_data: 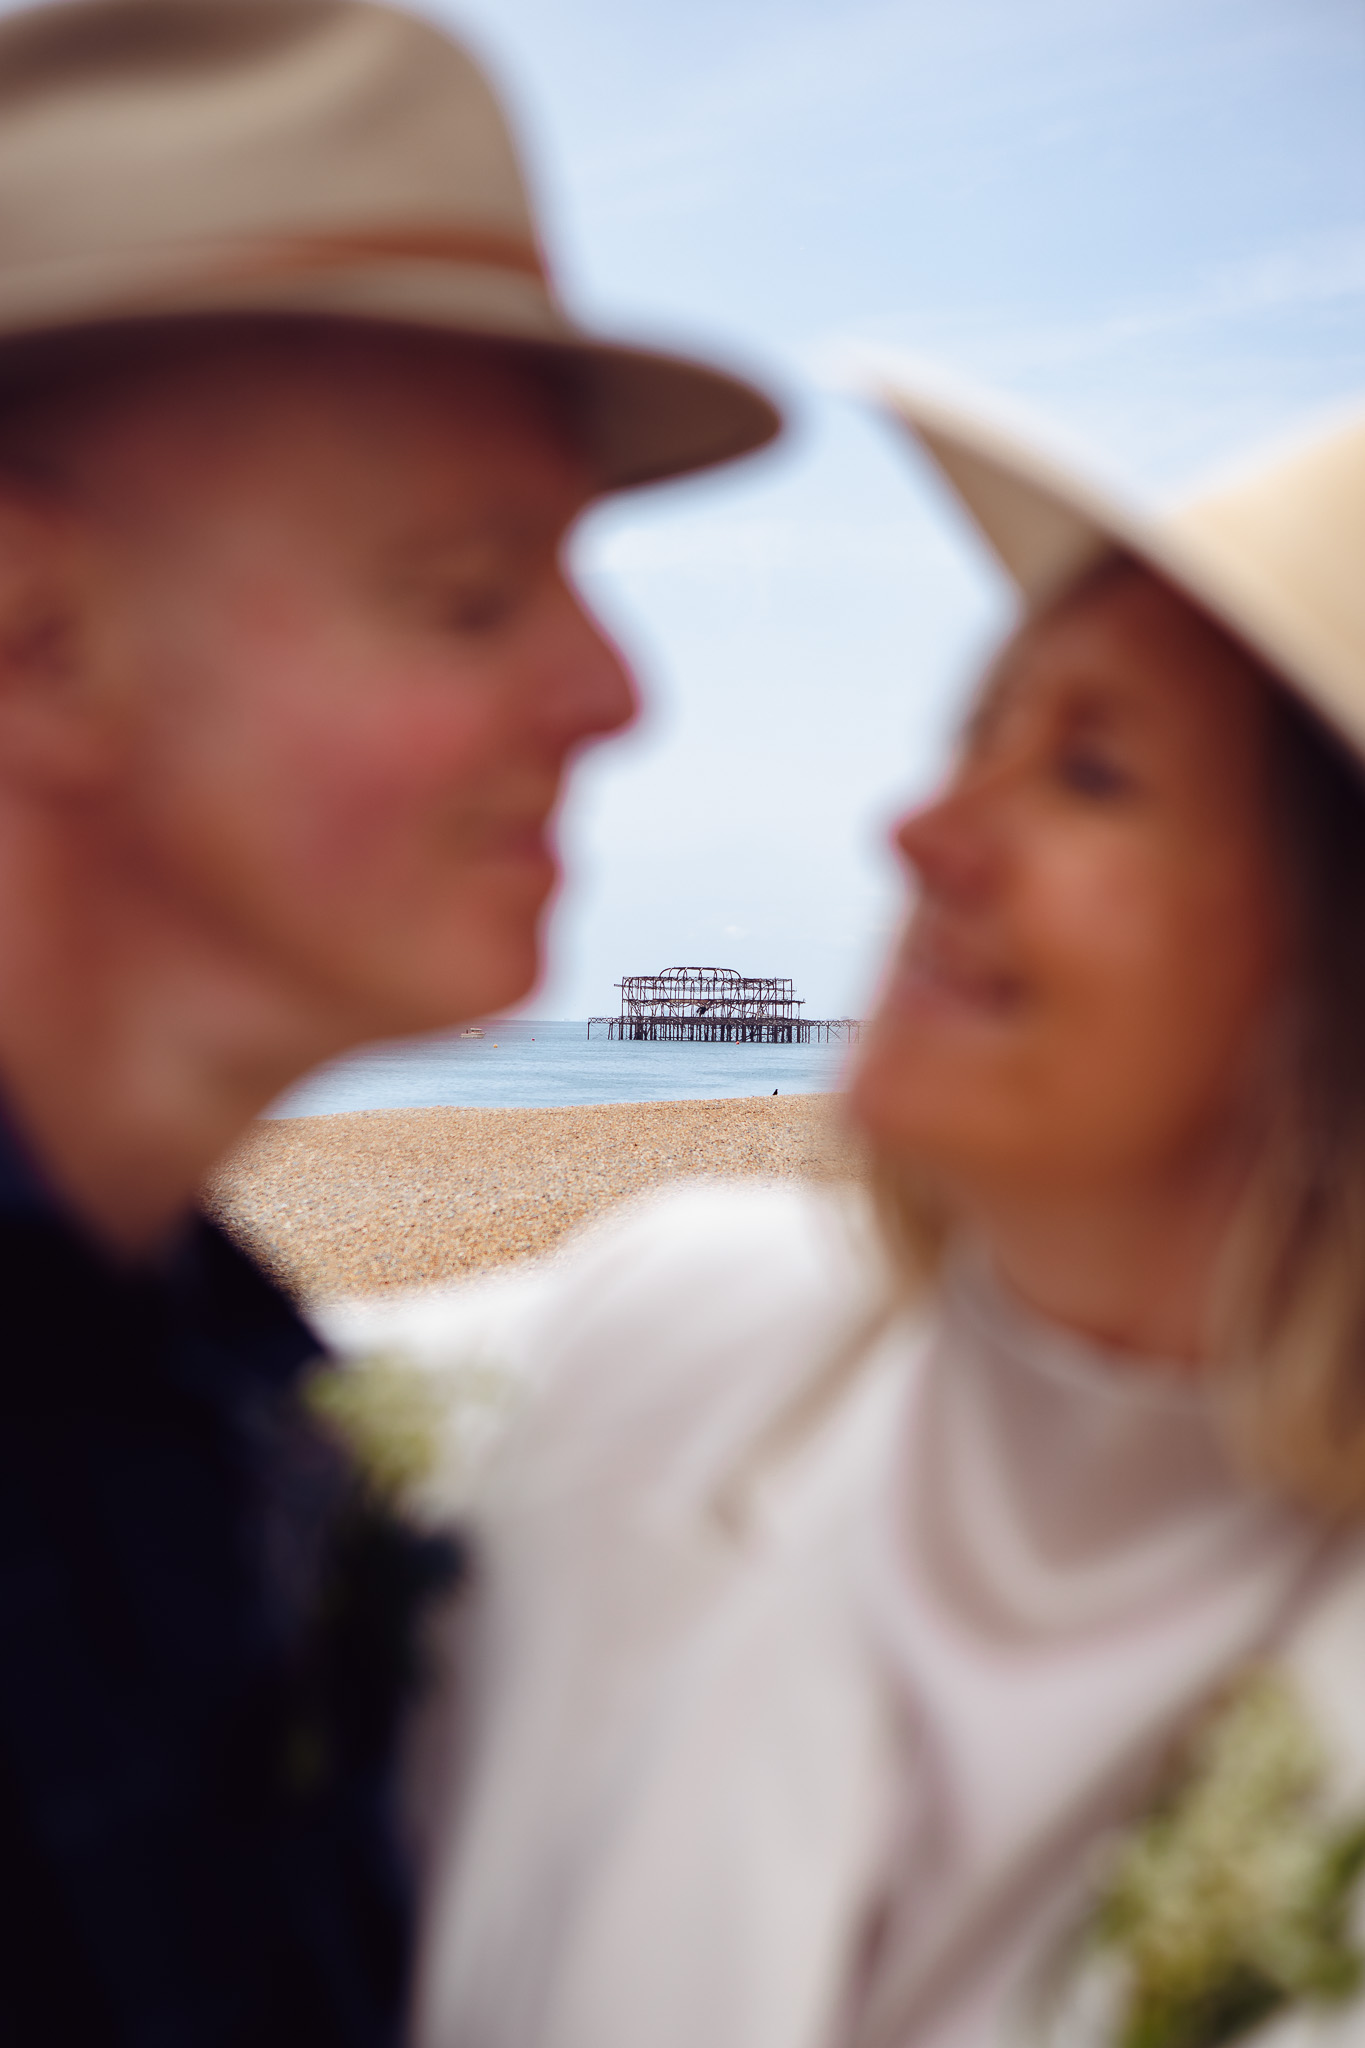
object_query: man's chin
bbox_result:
[292,908,545,1045]
[390,940,541,1039]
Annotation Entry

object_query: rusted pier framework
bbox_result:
[588,965,861,1045]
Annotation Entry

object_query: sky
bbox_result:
[409,0,1365,1021]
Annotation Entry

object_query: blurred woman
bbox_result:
[334,383,1365,2048]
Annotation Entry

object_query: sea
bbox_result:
[266,1016,853,1118]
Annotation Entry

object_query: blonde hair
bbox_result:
[871,605,1365,1520]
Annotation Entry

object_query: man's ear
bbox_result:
[0,488,114,794]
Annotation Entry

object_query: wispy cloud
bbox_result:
[819,226,1365,378]
[575,513,971,580]
[493,0,1362,238]
[802,224,1365,487]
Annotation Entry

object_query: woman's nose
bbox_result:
[894,773,1002,902]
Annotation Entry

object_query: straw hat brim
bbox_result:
[868,365,1365,763]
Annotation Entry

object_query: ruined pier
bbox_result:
[587,965,861,1045]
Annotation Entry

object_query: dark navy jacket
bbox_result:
[0,1109,416,2046]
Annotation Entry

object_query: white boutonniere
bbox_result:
[306,1344,523,1516]
[1038,1670,1365,2048]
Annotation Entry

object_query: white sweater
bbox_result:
[319,1181,1365,2048]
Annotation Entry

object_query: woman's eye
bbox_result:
[1056,747,1132,799]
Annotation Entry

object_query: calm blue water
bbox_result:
[266,1017,853,1117]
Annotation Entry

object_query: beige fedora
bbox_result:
[0,0,780,489]
[867,363,1365,761]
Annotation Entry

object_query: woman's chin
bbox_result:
[847,1028,1012,1168]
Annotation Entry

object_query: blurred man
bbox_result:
[0,2,777,2040]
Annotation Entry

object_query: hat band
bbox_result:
[198,224,549,288]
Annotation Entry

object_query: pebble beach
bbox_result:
[206,1094,859,1303]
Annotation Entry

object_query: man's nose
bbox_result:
[546,575,640,747]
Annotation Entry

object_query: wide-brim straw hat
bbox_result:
[867,361,1365,760]
[0,0,780,491]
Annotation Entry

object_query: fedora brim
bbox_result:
[0,251,781,493]
[866,363,1365,763]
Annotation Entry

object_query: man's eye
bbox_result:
[425,580,521,633]
[444,585,517,630]
[1057,747,1132,798]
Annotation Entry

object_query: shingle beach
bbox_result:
[206,1094,859,1303]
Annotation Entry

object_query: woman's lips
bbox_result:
[889,930,1027,1020]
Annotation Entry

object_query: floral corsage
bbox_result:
[1037,1670,1365,2048]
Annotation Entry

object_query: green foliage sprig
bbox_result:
[1090,1670,1365,2048]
